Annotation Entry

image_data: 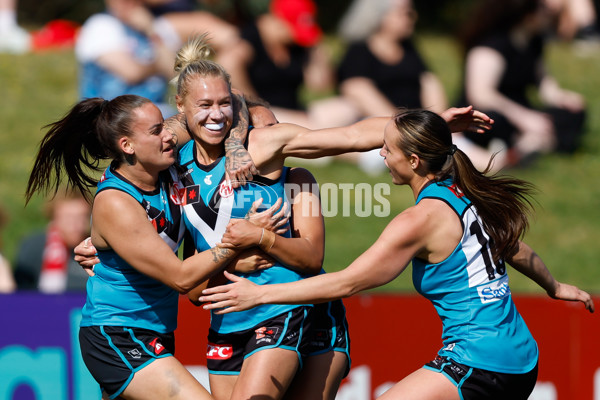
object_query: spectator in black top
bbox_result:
[455,0,587,171]
[334,0,448,174]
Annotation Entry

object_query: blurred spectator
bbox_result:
[14,188,91,293]
[335,0,448,174]
[0,0,30,53]
[0,204,16,293]
[218,0,353,130]
[546,0,599,41]
[142,0,239,53]
[75,0,179,117]
[455,0,587,171]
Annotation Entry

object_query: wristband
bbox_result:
[258,229,276,252]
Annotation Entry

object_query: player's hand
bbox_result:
[74,237,99,277]
[199,271,260,313]
[442,105,494,134]
[549,282,595,313]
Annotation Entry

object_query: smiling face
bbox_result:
[380,121,414,185]
[177,74,233,159]
[125,102,176,172]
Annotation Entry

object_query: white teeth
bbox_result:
[205,123,224,130]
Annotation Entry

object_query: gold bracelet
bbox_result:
[258,228,265,246]
[258,229,276,252]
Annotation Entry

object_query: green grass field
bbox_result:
[1,35,599,293]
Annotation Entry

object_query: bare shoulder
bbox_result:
[93,189,145,223]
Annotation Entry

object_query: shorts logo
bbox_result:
[128,348,142,359]
[149,337,165,355]
[255,326,279,344]
[206,343,233,360]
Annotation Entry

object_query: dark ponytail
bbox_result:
[392,109,537,263]
[25,95,151,203]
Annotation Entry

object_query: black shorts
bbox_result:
[424,355,538,400]
[305,300,351,377]
[79,326,175,398]
[206,306,312,375]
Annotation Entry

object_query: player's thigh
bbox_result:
[230,348,300,400]
[122,356,212,400]
[284,351,348,400]
[377,368,459,400]
[209,373,238,400]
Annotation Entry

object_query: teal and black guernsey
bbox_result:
[414,179,538,374]
[80,165,186,333]
[178,140,310,334]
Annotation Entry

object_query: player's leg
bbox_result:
[121,356,212,400]
[377,367,459,400]
[284,351,348,400]
[229,347,299,400]
[208,374,237,400]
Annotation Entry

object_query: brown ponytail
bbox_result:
[26,95,152,203]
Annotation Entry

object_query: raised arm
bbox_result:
[93,189,239,293]
[249,107,493,169]
[223,92,258,186]
[508,241,594,312]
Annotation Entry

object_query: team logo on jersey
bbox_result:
[219,180,234,198]
[143,200,168,234]
[443,343,455,352]
[149,337,165,355]
[206,343,233,359]
[204,174,212,185]
[99,171,107,183]
[128,348,142,359]
[170,181,185,205]
[183,185,200,205]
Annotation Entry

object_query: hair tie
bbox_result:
[99,99,109,113]
[448,144,457,156]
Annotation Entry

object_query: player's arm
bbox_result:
[508,241,594,312]
[198,210,426,312]
[223,92,258,186]
[252,107,493,162]
[92,189,239,293]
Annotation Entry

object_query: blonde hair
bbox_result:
[172,34,232,100]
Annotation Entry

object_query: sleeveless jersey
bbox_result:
[80,165,186,333]
[178,141,309,334]
[412,179,538,374]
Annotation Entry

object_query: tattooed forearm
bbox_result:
[225,147,255,173]
[226,93,250,146]
[211,247,234,263]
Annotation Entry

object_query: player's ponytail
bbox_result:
[26,95,152,203]
[391,109,537,263]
